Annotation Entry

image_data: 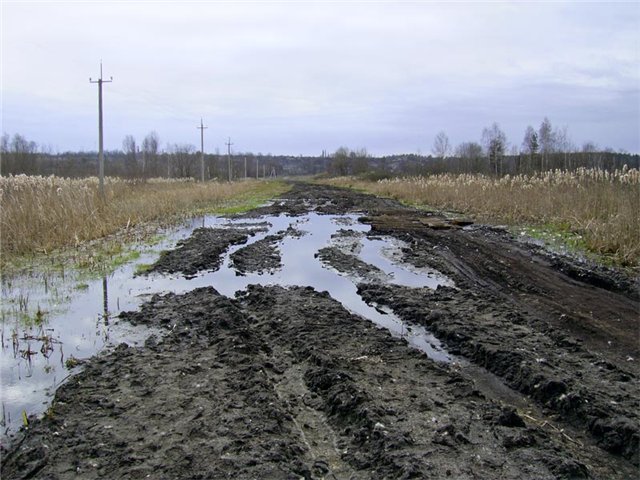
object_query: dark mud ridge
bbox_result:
[2,182,638,479]
[149,226,266,278]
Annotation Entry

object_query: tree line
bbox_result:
[424,117,636,176]
[1,117,638,179]
[0,131,292,180]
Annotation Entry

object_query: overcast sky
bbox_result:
[2,1,639,155]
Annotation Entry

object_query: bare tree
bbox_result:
[481,123,507,175]
[122,135,138,177]
[455,142,483,173]
[553,125,573,170]
[328,147,350,176]
[538,117,555,171]
[522,126,539,173]
[432,131,452,159]
[1,133,9,153]
[582,141,600,168]
[169,143,196,178]
[351,148,369,175]
[0,133,10,175]
[142,131,160,177]
[1,133,38,175]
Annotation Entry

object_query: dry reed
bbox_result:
[0,175,286,259]
[326,167,640,267]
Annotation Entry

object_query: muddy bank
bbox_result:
[2,182,638,479]
[358,283,639,462]
[362,210,639,464]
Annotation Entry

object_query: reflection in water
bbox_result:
[0,212,454,441]
[103,276,109,326]
[138,213,453,362]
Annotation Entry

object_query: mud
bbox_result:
[317,246,388,284]
[149,226,265,278]
[231,233,285,275]
[2,182,638,479]
[231,226,304,275]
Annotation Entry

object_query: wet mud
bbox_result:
[231,226,303,275]
[2,182,638,479]
[317,246,388,284]
[149,226,265,278]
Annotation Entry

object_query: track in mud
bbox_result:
[2,182,638,479]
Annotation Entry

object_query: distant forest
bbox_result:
[2,119,638,179]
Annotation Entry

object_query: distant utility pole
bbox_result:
[197,119,208,182]
[90,62,113,197]
[225,137,233,182]
[244,157,247,179]
[256,157,259,179]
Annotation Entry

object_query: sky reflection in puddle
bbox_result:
[1,211,453,440]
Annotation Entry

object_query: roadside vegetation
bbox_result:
[0,175,289,270]
[323,167,640,268]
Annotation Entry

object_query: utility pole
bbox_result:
[197,119,208,182]
[90,61,113,198]
[225,137,233,182]
[244,157,247,179]
[256,157,259,179]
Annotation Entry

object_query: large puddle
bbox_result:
[1,212,454,440]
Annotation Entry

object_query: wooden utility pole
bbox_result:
[225,137,233,182]
[244,157,247,179]
[90,62,113,197]
[197,119,208,182]
[256,157,259,179]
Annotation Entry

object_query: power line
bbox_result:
[89,61,113,197]
[197,119,208,182]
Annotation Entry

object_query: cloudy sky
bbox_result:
[2,1,639,155]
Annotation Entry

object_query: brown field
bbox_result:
[0,175,288,261]
[324,167,640,267]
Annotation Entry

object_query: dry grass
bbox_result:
[325,167,640,267]
[0,175,287,260]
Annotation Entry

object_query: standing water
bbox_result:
[1,212,454,441]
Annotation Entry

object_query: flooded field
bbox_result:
[2,183,638,479]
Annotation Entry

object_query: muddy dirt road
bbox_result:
[2,183,638,479]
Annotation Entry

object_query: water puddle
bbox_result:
[359,236,450,288]
[0,220,201,441]
[144,213,453,360]
[1,212,455,440]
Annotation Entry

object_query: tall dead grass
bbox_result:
[326,167,640,267]
[0,175,284,259]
